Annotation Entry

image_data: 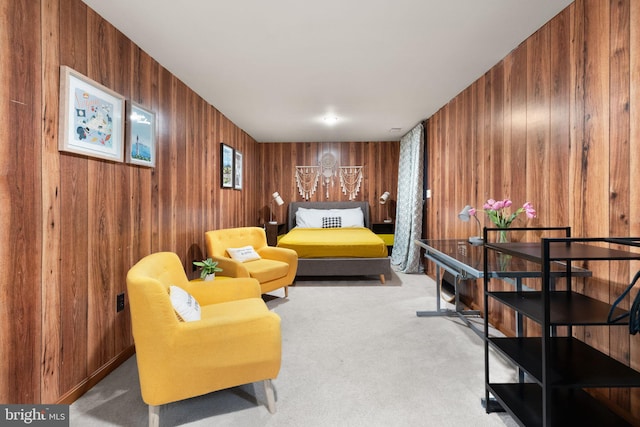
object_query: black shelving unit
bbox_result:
[483,228,640,426]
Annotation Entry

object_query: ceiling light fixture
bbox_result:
[323,116,338,125]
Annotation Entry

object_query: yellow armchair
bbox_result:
[126,252,281,427]
[205,227,298,297]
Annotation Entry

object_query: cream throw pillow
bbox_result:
[227,245,262,262]
[169,285,201,322]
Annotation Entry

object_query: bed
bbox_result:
[277,201,391,283]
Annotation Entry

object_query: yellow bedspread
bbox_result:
[277,227,388,258]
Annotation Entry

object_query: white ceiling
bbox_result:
[82,0,572,143]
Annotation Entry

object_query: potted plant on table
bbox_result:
[193,258,223,281]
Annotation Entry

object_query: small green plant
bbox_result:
[193,258,223,279]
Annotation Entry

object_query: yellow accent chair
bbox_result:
[126,251,282,427]
[205,227,298,297]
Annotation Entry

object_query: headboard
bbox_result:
[287,201,371,231]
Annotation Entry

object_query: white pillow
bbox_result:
[169,285,201,322]
[329,207,364,227]
[295,207,325,228]
[227,245,262,262]
[295,207,365,228]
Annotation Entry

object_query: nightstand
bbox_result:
[372,222,395,256]
[265,222,286,246]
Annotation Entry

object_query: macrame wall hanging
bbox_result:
[319,152,338,198]
[295,166,319,200]
[339,166,363,200]
[295,152,364,200]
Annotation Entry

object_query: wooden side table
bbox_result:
[265,222,286,246]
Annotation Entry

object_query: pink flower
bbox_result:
[523,202,536,218]
[483,199,496,210]
[474,198,537,228]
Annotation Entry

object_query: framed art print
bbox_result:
[127,102,156,167]
[58,65,125,162]
[234,149,243,190]
[220,143,234,188]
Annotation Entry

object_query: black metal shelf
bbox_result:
[488,383,633,427]
[489,337,640,387]
[483,231,640,426]
[488,291,629,326]
[485,240,640,263]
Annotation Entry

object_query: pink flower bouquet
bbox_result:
[469,198,536,228]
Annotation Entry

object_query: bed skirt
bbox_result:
[295,257,391,284]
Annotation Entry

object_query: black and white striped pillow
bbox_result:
[322,216,342,228]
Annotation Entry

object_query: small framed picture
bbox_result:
[58,65,125,162]
[234,150,243,190]
[126,102,156,167]
[220,143,234,188]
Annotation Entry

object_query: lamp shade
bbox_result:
[272,192,284,206]
[458,205,473,222]
[379,191,390,205]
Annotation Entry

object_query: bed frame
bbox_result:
[286,201,391,283]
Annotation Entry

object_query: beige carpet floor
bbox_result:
[70,270,517,426]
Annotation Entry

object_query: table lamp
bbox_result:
[269,192,284,224]
[458,205,483,245]
[379,191,392,223]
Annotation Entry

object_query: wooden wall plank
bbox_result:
[113,29,134,358]
[549,7,571,233]
[490,65,505,205]
[40,0,62,404]
[630,0,640,419]
[129,48,153,272]
[57,0,91,396]
[570,0,587,241]
[569,2,587,348]
[581,0,611,357]
[86,8,118,374]
[608,0,631,410]
[526,25,550,239]
[507,41,529,240]
[0,0,43,403]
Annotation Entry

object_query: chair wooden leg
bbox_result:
[284,286,288,298]
[379,274,386,284]
[149,405,160,427]
[264,379,276,414]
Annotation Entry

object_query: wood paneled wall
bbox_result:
[1,0,259,403]
[257,142,400,225]
[425,0,640,420]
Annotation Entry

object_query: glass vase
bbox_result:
[497,252,512,271]
[497,228,509,243]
